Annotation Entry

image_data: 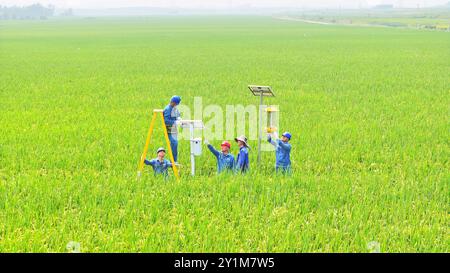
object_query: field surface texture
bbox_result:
[0,17,449,252]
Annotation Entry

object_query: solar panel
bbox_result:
[180,120,205,129]
[248,85,275,97]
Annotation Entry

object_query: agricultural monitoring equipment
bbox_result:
[265,106,279,134]
[180,120,205,176]
[138,109,180,179]
[248,85,277,165]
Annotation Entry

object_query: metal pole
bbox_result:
[190,124,195,176]
[258,93,263,164]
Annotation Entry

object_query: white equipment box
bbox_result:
[180,120,204,176]
[191,138,202,156]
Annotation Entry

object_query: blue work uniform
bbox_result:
[163,104,180,162]
[207,144,235,174]
[268,136,292,173]
[235,146,250,173]
[144,158,173,177]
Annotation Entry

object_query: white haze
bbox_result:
[0,0,448,9]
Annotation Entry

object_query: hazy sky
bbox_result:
[0,0,447,9]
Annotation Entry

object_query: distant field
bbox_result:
[285,8,450,29]
[0,16,449,252]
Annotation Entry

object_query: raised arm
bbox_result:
[207,144,220,158]
[267,135,277,147]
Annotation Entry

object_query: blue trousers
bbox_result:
[276,165,291,175]
[168,133,178,162]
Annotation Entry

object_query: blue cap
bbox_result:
[170,95,181,105]
[282,132,292,140]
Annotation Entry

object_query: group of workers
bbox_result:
[144,95,292,177]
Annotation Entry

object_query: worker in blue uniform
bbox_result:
[234,135,250,173]
[267,132,292,174]
[163,95,181,162]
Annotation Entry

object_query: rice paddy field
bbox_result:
[0,16,449,253]
[286,8,450,29]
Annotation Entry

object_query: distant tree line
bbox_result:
[0,4,55,20]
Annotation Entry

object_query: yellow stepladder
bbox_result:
[137,109,180,179]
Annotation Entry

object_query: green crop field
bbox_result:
[284,8,450,28]
[0,16,449,253]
